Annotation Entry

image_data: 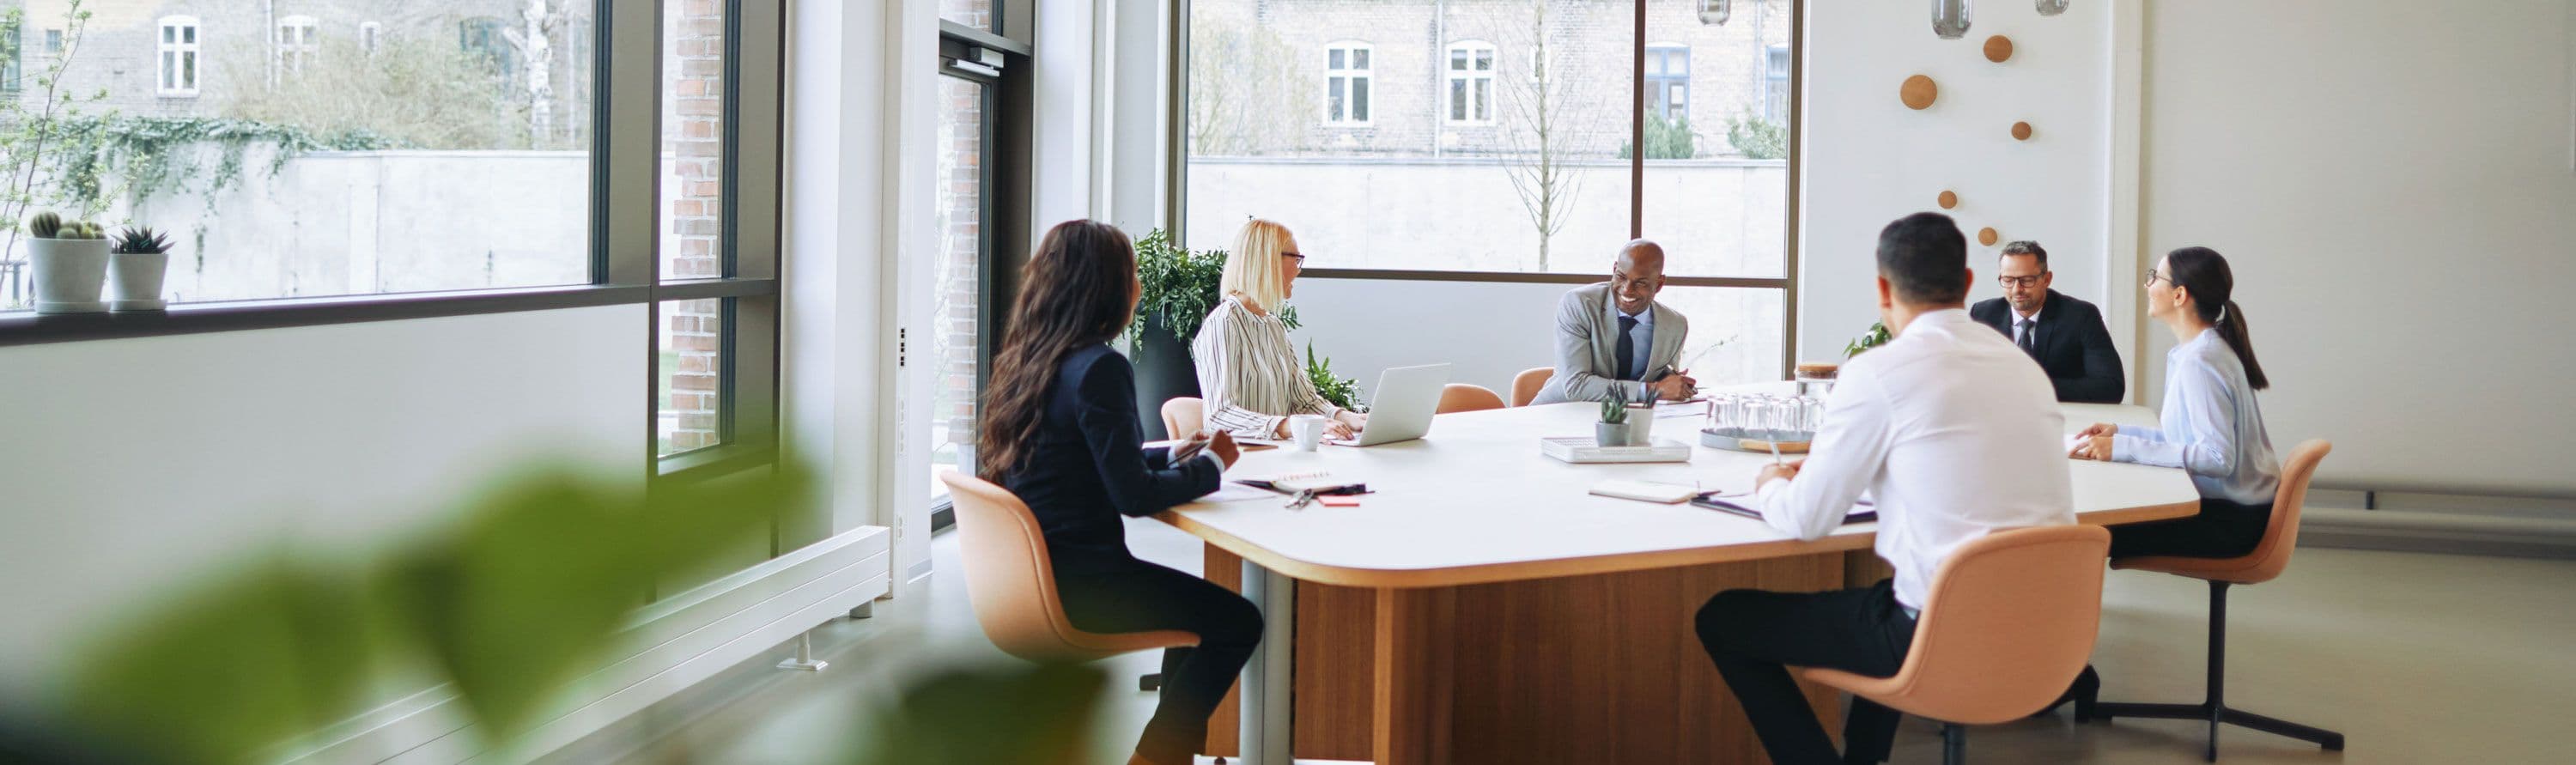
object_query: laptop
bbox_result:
[1331,363,1452,446]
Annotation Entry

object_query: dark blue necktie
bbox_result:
[1615,315,1639,381]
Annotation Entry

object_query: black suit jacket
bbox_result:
[1970,289,2125,404]
[1000,344,1224,572]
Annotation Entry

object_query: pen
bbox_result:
[1765,440,1784,466]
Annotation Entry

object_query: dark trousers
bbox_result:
[2110,497,2273,559]
[1054,554,1262,764]
[1696,580,1919,765]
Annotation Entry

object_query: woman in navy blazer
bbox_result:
[979,220,1259,765]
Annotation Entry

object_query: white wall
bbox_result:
[0,307,643,692]
[2134,0,2576,495]
[1800,0,2120,365]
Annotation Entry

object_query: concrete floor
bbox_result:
[548,515,2576,764]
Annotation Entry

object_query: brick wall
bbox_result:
[930,76,986,465]
[663,0,724,452]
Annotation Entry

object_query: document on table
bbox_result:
[1200,483,1280,503]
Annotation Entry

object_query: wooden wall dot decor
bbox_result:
[1900,75,1938,110]
[1984,35,2015,64]
[1938,191,1959,209]
[1978,228,2001,246]
[2011,121,2034,141]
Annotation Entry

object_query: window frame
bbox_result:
[1169,0,1807,378]
[276,14,319,76]
[0,1,793,484]
[1646,42,1690,121]
[156,15,200,97]
[1443,39,1497,125]
[1322,39,1372,127]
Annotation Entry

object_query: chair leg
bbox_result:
[1941,723,1966,765]
[2093,580,2348,758]
[1139,671,1162,691]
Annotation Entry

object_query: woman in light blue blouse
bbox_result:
[2070,246,2279,559]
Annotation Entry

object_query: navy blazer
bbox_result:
[1000,344,1223,571]
[1969,288,2126,404]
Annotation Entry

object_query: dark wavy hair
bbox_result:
[977,220,1139,480]
[2164,246,2269,391]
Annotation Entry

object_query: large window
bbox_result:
[156,15,198,96]
[1324,41,1372,125]
[1,6,595,313]
[1183,0,1799,385]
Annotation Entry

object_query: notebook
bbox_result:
[1589,480,1702,504]
[1691,493,1877,525]
[1235,471,1363,495]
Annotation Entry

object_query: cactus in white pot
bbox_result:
[108,226,174,312]
[27,211,112,314]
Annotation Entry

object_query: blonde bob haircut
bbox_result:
[1221,218,1296,313]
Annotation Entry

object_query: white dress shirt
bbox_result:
[2111,328,2279,505]
[1753,308,2076,610]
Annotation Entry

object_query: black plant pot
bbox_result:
[1131,311,1202,438]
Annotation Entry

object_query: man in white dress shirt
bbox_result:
[1692,212,2076,765]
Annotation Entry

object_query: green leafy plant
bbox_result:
[60,463,813,764]
[1304,342,1363,411]
[1725,110,1788,160]
[1127,228,1230,347]
[1844,320,1892,359]
[1599,387,1631,425]
[1619,112,1698,160]
[112,226,172,254]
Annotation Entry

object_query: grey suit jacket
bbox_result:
[1530,282,1689,405]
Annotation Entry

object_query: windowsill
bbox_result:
[0,283,648,348]
[656,441,777,483]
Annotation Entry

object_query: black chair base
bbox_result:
[2093,580,2346,762]
[1139,671,1163,691]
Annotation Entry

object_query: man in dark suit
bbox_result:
[1969,240,2125,404]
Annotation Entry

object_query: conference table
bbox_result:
[1154,385,2195,765]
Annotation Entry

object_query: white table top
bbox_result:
[1158,386,2199,588]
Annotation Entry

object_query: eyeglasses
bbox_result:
[1998,274,2048,288]
[2142,269,2168,288]
[1284,252,1305,270]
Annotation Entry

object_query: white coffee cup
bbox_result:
[1288,415,1328,452]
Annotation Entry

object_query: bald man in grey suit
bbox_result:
[1531,240,1697,405]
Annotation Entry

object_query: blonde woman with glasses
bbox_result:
[1191,219,1368,440]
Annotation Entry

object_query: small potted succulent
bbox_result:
[1595,389,1652,447]
[108,226,173,312]
[26,211,111,314]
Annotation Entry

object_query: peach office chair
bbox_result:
[1510,367,1553,407]
[1159,397,1206,440]
[1797,525,2111,765]
[1437,383,1507,414]
[2093,440,2344,761]
[940,472,1200,663]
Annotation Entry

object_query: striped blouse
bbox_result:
[1191,294,1343,438]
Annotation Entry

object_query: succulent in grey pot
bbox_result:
[108,226,174,312]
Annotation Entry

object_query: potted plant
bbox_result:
[108,226,173,312]
[26,211,110,314]
[1595,389,1651,447]
[1844,320,1892,359]
[1304,342,1364,412]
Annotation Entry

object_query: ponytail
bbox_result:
[2214,299,2268,390]
[2166,246,2270,391]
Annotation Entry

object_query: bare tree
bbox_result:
[1187,11,1315,156]
[1492,0,1607,271]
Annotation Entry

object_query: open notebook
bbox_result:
[1690,493,1877,525]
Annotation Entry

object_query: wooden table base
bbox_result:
[1204,546,1851,763]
